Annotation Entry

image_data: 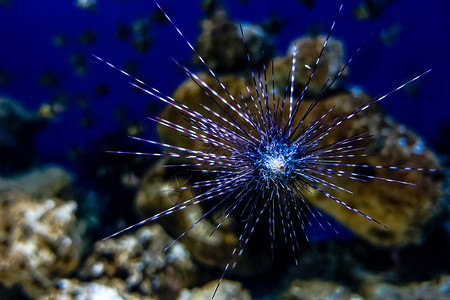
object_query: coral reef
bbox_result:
[79,224,197,299]
[0,191,81,298]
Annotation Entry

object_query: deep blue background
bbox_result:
[0,0,448,171]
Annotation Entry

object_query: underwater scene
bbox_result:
[0,0,449,299]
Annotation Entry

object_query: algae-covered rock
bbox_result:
[0,191,81,298]
[80,224,196,299]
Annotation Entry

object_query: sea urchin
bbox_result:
[96,0,435,296]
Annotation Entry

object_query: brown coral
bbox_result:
[157,66,442,247]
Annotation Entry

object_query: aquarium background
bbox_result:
[0,0,449,171]
[0,0,449,299]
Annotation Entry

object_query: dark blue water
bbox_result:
[0,0,448,172]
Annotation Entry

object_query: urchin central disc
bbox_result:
[254,138,300,185]
[264,156,286,175]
